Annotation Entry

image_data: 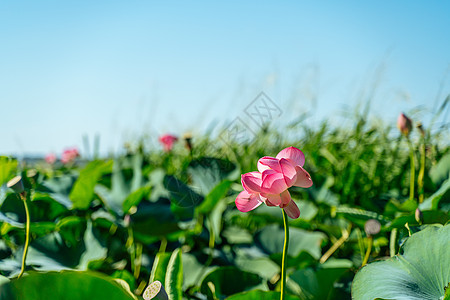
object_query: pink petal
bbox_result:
[241,172,262,193]
[235,190,262,212]
[279,190,291,208]
[261,170,288,194]
[279,158,297,187]
[159,134,178,151]
[45,153,56,164]
[283,200,300,219]
[276,147,305,167]
[259,194,276,206]
[264,193,282,206]
[257,156,282,173]
[294,166,313,188]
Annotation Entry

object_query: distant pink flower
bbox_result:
[61,147,79,164]
[45,153,57,164]
[397,113,413,136]
[235,147,313,219]
[159,134,178,152]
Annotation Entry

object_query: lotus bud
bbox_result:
[415,208,423,224]
[183,133,193,153]
[124,214,131,227]
[45,153,57,164]
[7,176,25,194]
[364,219,381,237]
[397,113,413,136]
[416,122,425,138]
[143,281,169,300]
[61,147,80,164]
[159,134,178,152]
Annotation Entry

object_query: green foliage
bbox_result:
[197,180,233,214]
[257,224,327,259]
[352,225,450,300]
[0,110,449,299]
[188,157,238,196]
[0,157,17,187]
[288,259,353,300]
[429,152,450,185]
[165,249,183,300]
[200,266,262,299]
[150,249,183,300]
[0,271,135,300]
[70,160,113,209]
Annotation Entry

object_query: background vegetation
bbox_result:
[0,105,449,299]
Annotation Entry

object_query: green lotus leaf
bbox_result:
[352,224,450,300]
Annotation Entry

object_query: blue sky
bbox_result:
[1,1,449,156]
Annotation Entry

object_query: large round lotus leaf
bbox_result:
[0,271,135,300]
[352,224,450,300]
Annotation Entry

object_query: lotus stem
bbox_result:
[407,138,415,203]
[204,218,216,268]
[361,236,373,267]
[192,218,215,286]
[134,243,143,279]
[18,193,30,279]
[126,226,137,278]
[405,222,412,237]
[418,139,426,204]
[390,228,398,257]
[281,209,289,300]
[320,228,350,264]
[208,220,215,249]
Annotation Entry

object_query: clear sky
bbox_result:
[1,1,449,156]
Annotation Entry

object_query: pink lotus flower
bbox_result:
[236,147,313,219]
[397,113,413,136]
[45,153,57,164]
[159,134,178,152]
[61,147,79,164]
